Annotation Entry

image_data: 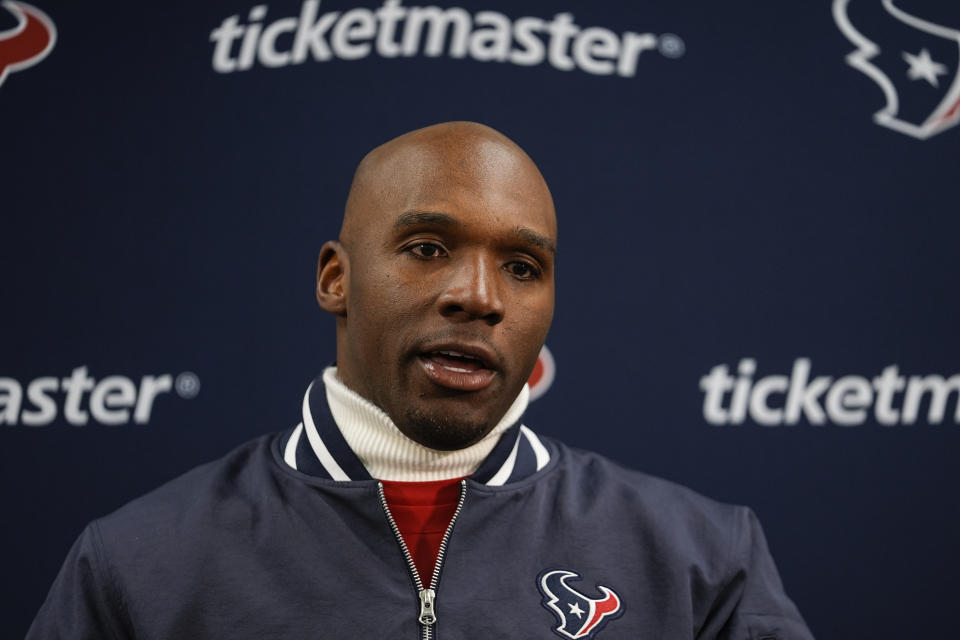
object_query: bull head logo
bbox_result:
[0,1,56,90]
[538,569,622,639]
[833,0,960,139]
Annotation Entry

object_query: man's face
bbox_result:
[326,133,556,450]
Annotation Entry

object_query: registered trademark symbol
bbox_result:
[659,34,685,58]
[175,372,200,399]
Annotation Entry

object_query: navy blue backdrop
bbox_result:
[3,0,960,637]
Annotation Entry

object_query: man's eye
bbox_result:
[407,242,447,258]
[506,261,540,280]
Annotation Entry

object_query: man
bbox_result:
[29,122,813,639]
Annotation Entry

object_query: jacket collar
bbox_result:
[280,376,551,485]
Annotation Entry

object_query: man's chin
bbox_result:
[396,406,496,451]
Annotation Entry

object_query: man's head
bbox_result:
[316,121,556,451]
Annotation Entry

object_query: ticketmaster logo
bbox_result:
[1,366,200,427]
[699,359,960,426]
[210,0,684,76]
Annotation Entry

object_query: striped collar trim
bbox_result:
[279,377,551,485]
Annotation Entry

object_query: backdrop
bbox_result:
[3,0,959,637]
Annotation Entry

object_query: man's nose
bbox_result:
[437,254,505,325]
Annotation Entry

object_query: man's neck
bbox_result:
[322,367,528,482]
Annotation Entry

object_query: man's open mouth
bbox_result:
[418,348,498,391]
[424,351,487,372]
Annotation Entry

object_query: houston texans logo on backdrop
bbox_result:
[527,344,555,401]
[833,0,960,139]
[0,1,55,89]
[538,569,623,639]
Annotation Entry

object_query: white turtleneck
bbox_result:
[322,366,528,482]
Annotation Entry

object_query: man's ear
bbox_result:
[316,240,348,316]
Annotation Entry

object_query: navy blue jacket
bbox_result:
[28,379,814,639]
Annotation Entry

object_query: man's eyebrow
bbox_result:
[514,227,557,255]
[393,211,461,231]
[392,211,556,254]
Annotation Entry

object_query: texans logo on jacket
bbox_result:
[0,1,55,89]
[538,569,623,639]
[834,0,960,139]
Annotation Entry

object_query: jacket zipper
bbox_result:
[377,479,467,640]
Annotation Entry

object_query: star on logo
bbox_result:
[566,602,584,619]
[902,48,949,87]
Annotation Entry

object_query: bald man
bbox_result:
[29,123,814,639]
